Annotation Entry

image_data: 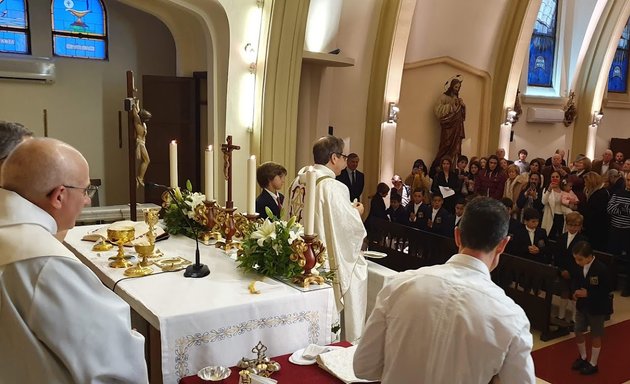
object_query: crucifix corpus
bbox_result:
[221,135,240,209]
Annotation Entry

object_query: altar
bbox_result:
[64,225,335,384]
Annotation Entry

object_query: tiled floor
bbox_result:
[532,290,630,384]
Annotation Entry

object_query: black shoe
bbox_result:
[553,317,572,327]
[580,363,598,375]
[571,357,588,370]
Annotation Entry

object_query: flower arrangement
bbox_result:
[162,180,207,238]
[237,208,310,279]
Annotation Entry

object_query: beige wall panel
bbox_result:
[395,58,489,177]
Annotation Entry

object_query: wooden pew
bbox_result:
[491,253,570,341]
[367,219,423,271]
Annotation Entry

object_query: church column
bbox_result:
[364,0,400,197]
[572,0,630,158]
[489,0,540,155]
[254,0,310,186]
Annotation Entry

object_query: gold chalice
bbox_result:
[107,226,135,268]
[124,243,155,277]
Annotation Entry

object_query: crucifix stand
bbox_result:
[217,135,240,250]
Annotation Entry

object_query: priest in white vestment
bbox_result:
[290,136,368,342]
[0,138,148,384]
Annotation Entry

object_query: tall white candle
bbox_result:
[205,145,214,201]
[169,140,178,188]
[304,166,316,236]
[247,155,257,214]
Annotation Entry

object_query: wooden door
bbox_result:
[142,75,198,204]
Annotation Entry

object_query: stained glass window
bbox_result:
[0,0,30,54]
[51,0,107,60]
[608,18,630,93]
[527,0,558,88]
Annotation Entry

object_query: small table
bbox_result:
[179,342,354,384]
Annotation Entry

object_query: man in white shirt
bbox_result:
[354,197,535,384]
[0,138,148,383]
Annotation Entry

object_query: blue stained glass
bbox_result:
[608,18,630,93]
[52,0,107,59]
[52,0,105,36]
[528,0,557,88]
[53,35,105,59]
[0,0,28,28]
[0,0,29,54]
[0,30,27,53]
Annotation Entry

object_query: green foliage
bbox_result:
[162,181,206,238]
[237,212,305,279]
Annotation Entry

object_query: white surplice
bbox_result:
[290,165,368,342]
[0,188,148,384]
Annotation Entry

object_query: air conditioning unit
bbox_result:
[0,55,56,84]
[526,107,564,124]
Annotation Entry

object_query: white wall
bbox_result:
[0,0,176,204]
[404,0,509,73]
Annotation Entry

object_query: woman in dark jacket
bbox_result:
[431,157,460,213]
[583,171,610,251]
[475,155,507,200]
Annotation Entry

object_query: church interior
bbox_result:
[3,0,630,383]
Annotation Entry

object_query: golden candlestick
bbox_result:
[290,234,326,288]
[143,208,162,258]
[107,226,135,268]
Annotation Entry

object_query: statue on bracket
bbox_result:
[430,75,466,177]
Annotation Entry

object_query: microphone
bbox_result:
[146,182,210,278]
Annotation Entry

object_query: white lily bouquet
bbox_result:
[162,180,207,238]
[237,208,309,279]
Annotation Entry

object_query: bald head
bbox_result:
[2,138,88,201]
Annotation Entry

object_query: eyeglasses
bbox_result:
[332,152,348,160]
[64,184,99,199]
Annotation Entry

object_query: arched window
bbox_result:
[607,18,630,93]
[527,0,558,88]
[51,0,107,60]
[0,0,30,54]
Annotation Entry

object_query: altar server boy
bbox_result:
[255,161,287,219]
[570,241,613,376]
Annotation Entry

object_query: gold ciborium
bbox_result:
[107,226,135,268]
[124,243,155,277]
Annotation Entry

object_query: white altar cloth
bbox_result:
[64,226,335,384]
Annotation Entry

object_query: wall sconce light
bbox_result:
[244,43,257,73]
[387,102,399,123]
[505,107,517,124]
[256,0,264,7]
[592,110,604,125]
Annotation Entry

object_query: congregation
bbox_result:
[363,147,630,296]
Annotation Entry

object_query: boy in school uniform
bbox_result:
[451,199,466,228]
[553,212,589,322]
[385,192,407,224]
[405,188,429,230]
[511,207,549,264]
[255,161,287,220]
[427,194,453,237]
[571,241,613,376]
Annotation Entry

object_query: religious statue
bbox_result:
[133,100,152,187]
[430,75,466,176]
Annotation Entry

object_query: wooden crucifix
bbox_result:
[221,135,240,209]
[126,70,138,221]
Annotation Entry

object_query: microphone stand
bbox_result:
[151,183,210,278]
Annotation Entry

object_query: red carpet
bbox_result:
[532,319,630,384]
